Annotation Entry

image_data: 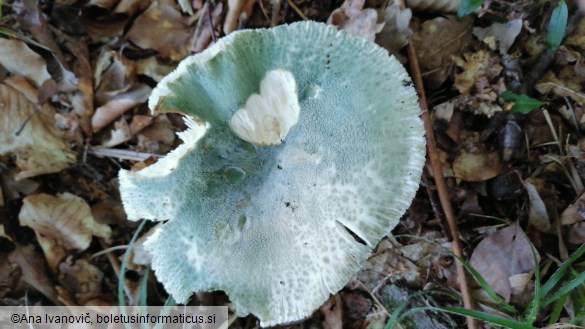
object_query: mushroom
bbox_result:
[119,21,425,326]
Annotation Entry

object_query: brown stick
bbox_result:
[406,37,478,329]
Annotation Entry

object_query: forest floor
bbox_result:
[0,0,584,328]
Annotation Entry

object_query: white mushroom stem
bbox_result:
[229,69,300,146]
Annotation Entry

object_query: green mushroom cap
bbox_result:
[119,21,425,326]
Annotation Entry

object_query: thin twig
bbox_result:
[88,147,162,162]
[14,105,41,136]
[407,37,478,329]
[206,0,217,43]
[287,0,308,21]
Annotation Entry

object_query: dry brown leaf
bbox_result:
[0,77,76,180]
[320,295,343,329]
[132,56,176,82]
[327,0,380,42]
[59,258,104,304]
[91,198,127,226]
[566,13,585,49]
[192,2,224,53]
[0,225,7,239]
[469,223,539,302]
[94,51,129,98]
[536,71,585,106]
[473,19,522,54]
[18,193,112,272]
[0,38,51,88]
[127,1,196,60]
[0,252,20,298]
[136,115,177,154]
[560,192,585,225]
[376,2,412,60]
[102,115,154,147]
[81,0,149,39]
[8,244,60,304]
[452,136,503,181]
[340,291,372,320]
[568,222,585,244]
[524,181,552,232]
[412,15,474,89]
[224,0,257,34]
[13,0,68,66]
[357,240,437,289]
[91,84,151,132]
[453,50,503,95]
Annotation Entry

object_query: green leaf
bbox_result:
[457,0,484,17]
[501,91,544,114]
[438,307,538,329]
[547,0,568,49]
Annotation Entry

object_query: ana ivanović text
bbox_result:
[12,312,218,325]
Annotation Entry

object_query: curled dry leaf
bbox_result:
[18,193,112,272]
[469,223,539,302]
[102,115,153,147]
[0,38,51,88]
[59,258,104,304]
[453,50,503,95]
[0,77,76,180]
[127,1,196,61]
[376,2,412,60]
[91,84,151,132]
[524,180,551,232]
[328,0,380,42]
[560,191,585,225]
[224,0,257,34]
[412,16,474,89]
[94,51,130,99]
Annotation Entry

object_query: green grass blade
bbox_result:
[438,307,538,329]
[118,219,148,306]
[384,299,411,329]
[544,272,585,307]
[548,294,568,325]
[524,234,542,325]
[451,253,519,315]
[138,267,150,306]
[541,244,585,298]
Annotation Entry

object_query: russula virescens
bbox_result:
[119,21,425,326]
